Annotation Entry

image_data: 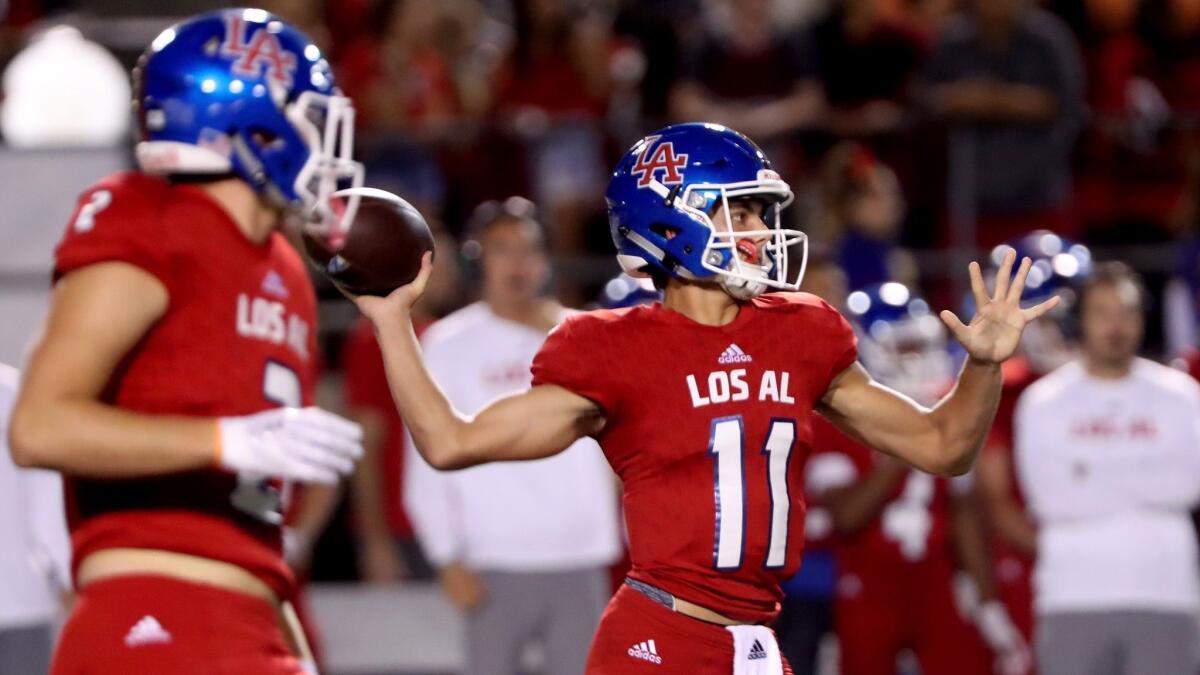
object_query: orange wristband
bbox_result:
[212,420,224,466]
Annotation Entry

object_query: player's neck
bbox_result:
[485,295,560,333]
[663,281,740,326]
[197,179,279,245]
[1082,353,1134,380]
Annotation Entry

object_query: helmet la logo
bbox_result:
[221,16,298,88]
[632,136,688,188]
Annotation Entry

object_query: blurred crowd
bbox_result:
[6,0,1200,308]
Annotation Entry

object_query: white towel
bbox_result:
[726,624,784,675]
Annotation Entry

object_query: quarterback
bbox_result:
[8,10,364,674]
[357,123,1057,673]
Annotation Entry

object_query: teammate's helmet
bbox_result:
[606,123,805,299]
[134,9,363,233]
[846,282,954,405]
[596,273,663,309]
[990,230,1092,307]
[988,230,1092,372]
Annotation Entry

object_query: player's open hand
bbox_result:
[939,248,1060,364]
[351,251,434,325]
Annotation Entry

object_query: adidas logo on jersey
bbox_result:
[748,638,767,661]
[260,269,290,299]
[718,343,752,365]
[124,615,172,648]
[628,639,662,665]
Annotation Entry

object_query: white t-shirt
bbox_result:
[0,363,71,629]
[404,303,621,572]
[1015,358,1200,614]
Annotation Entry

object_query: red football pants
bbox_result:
[836,566,991,675]
[50,574,306,675]
[585,584,794,674]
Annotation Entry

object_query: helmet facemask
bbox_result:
[646,170,807,299]
[286,90,364,246]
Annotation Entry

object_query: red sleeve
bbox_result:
[53,176,174,288]
[342,318,393,413]
[530,314,620,415]
[820,301,859,391]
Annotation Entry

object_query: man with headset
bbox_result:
[403,197,621,675]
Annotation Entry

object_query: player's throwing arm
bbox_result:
[355,252,603,470]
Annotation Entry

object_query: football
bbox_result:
[302,187,435,297]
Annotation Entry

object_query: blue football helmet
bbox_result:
[596,273,663,309]
[987,230,1091,371]
[606,123,805,299]
[134,8,363,233]
[846,282,954,405]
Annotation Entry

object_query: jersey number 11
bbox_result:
[710,416,796,571]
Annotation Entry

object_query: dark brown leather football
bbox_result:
[302,187,434,297]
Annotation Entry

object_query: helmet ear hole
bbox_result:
[649,224,679,241]
[249,129,282,150]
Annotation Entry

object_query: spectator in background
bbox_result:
[1138,0,1200,113]
[1060,0,1175,242]
[259,0,333,52]
[0,363,70,675]
[404,198,620,675]
[1016,262,1200,675]
[337,0,495,216]
[1165,154,1200,360]
[342,228,463,583]
[813,0,930,137]
[811,142,916,291]
[670,0,825,143]
[922,0,1085,246]
[493,0,614,258]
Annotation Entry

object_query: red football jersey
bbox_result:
[806,417,954,583]
[531,292,857,622]
[53,172,318,598]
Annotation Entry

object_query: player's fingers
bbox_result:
[939,309,969,341]
[992,248,1016,301]
[1006,256,1032,304]
[1020,295,1061,322]
[407,251,434,295]
[968,261,989,311]
[290,441,356,476]
[296,407,364,442]
[286,424,363,461]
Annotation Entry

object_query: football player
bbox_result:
[355,123,1058,673]
[973,231,1092,653]
[808,282,1028,675]
[7,9,364,674]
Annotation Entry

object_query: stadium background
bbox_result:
[0,0,1197,673]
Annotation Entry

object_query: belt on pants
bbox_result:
[623,577,753,626]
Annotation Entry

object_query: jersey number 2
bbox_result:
[230,361,301,525]
[710,416,796,571]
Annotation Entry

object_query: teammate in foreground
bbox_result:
[356,123,1059,673]
[8,10,364,674]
